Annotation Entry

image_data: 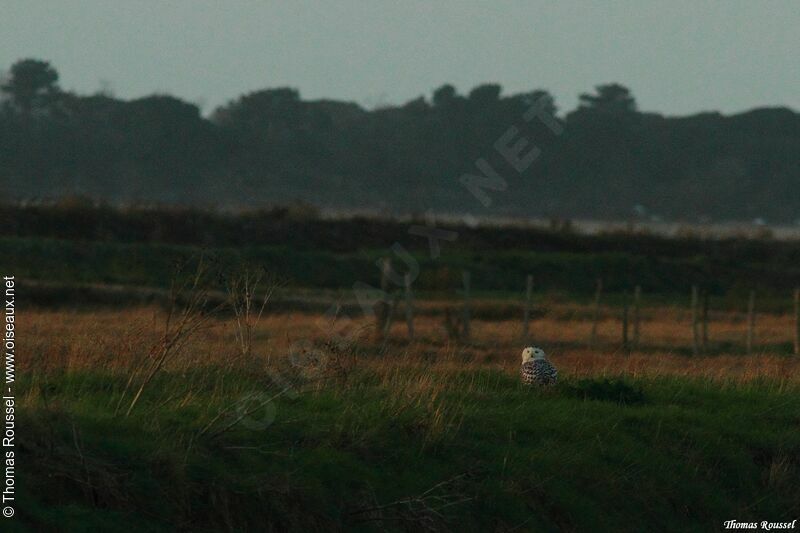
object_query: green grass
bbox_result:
[15,367,800,532]
[5,236,800,308]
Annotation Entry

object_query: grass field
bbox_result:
[5,235,800,302]
[13,304,800,532]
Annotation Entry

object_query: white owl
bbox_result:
[520,346,557,386]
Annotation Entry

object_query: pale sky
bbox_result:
[1,1,798,115]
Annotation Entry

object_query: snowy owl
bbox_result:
[520,346,557,386]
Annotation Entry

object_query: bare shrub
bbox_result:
[117,254,222,416]
[225,265,278,362]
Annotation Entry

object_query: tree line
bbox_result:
[1,58,798,222]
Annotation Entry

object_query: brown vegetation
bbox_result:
[21,301,800,385]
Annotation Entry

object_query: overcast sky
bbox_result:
[1,1,797,115]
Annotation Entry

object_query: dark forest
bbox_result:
[2,58,798,222]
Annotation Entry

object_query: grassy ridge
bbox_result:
[3,202,795,255]
[16,368,800,532]
[5,236,800,302]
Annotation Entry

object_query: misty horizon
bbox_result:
[1,1,797,115]
[5,55,799,119]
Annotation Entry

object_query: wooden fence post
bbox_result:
[701,290,710,353]
[380,257,391,291]
[794,288,799,356]
[622,290,630,352]
[746,290,756,355]
[462,270,471,341]
[376,257,392,338]
[691,285,700,356]
[633,285,641,350]
[589,278,603,349]
[381,297,398,339]
[404,272,414,340]
[522,275,533,341]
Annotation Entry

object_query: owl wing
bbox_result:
[534,359,558,384]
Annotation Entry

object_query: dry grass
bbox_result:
[19,302,800,385]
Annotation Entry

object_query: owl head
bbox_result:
[521,346,546,363]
